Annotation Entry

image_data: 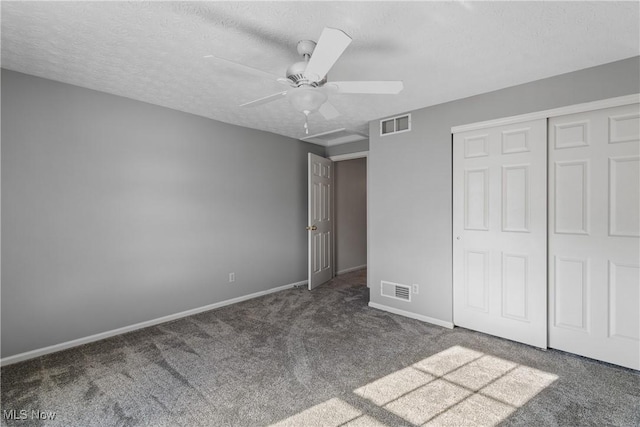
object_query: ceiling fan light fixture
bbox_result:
[233,26,401,136]
[286,87,327,114]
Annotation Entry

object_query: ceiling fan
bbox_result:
[205,27,404,134]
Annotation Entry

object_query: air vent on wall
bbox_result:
[380,114,411,136]
[381,281,411,302]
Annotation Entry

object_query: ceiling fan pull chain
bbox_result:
[304,111,310,134]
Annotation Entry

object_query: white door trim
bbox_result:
[328,151,369,162]
[451,94,640,134]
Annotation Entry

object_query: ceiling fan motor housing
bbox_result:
[286,61,327,87]
[286,40,327,87]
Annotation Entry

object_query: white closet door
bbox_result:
[453,119,547,348]
[549,103,639,370]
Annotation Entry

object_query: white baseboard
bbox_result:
[1,279,307,367]
[368,302,454,329]
[336,264,367,275]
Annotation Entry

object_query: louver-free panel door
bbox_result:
[549,103,639,370]
[308,153,333,290]
[453,119,547,348]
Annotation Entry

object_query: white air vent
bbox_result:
[302,128,368,146]
[380,114,411,136]
[381,281,411,302]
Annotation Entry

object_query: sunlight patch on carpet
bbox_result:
[271,345,558,426]
[381,345,558,426]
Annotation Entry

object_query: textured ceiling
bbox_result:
[2,1,639,143]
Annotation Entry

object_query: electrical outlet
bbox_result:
[412,284,419,294]
[229,272,235,283]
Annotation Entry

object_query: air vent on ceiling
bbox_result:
[380,114,411,136]
[302,128,368,146]
[381,281,411,302]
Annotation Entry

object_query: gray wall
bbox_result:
[335,158,367,273]
[368,56,640,322]
[1,69,325,358]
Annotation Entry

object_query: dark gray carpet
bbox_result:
[1,269,638,426]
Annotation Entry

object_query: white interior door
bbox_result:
[453,119,548,348]
[308,153,333,290]
[548,103,639,370]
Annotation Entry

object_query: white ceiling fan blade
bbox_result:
[318,102,341,120]
[204,54,281,82]
[304,28,352,83]
[329,81,404,94]
[239,91,288,108]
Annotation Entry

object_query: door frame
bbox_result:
[328,151,369,287]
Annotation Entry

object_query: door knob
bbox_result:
[306,225,317,231]
[456,236,461,240]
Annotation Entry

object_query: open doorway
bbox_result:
[330,153,368,280]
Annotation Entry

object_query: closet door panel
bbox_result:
[453,119,547,348]
[549,103,640,370]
